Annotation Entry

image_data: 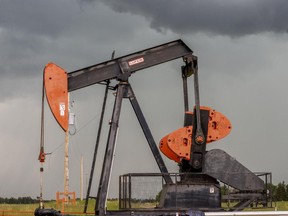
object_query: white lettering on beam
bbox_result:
[128,57,144,66]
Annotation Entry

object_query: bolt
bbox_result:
[195,135,204,144]
[194,160,200,167]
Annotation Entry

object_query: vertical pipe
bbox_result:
[182,67,189,112]
[118,176,122,209]
[270,173,272,207]
[129,174,132,209]
[193,66,204,141]
[39,166,44,209]
[80,155,83,201]
[124,176,127,209]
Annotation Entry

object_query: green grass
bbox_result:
[1,200,288,215]
[0,199,117,215]
[268,201,288,211]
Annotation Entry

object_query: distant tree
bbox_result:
[221,185,229,195]
[267,183,277,200]
[18,197,35,204]
[275,181,287,201]
[0,196,37,204]
[285,184,288,201]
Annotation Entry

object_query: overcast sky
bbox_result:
[1,0,288,201]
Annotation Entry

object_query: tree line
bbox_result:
[0,196,38,204]
[222,182,288,202]
[269,182,288,201]
[2,182,288,204]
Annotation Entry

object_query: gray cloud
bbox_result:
[0,0,81,38]
[100,0,288,37]
[0,0,141,101]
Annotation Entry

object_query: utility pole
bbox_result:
[63,94,70,204]
[80,155,83,201]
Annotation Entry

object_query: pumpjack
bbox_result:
[40,40,270,215]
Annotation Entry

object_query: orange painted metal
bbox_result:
[44,62,68,132]
[159,134,181,162]
[38,151,46,163]
[203,106,232,143]
[159,106,232,162]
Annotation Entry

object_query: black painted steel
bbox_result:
[67,40,193,91]
[182,67,189,112]
[192,59,205,147]
[95,83,173,215]
[67,40,195,215]
[190,109,209,171]
[180,109,209,173]
[159,182,221,209]
[105,209,205,216]
[203,149,265,191]
[58,39,268,214]
[34,208,62,216]
[96,83,127,215]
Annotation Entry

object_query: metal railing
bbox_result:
[119,172,272,211]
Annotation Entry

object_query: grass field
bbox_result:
[1,200,288,215]
[0,199,100,215]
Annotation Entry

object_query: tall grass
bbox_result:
[0,199,118,215]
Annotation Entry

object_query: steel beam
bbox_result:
[96,83,127,215]
[67,39,193,91]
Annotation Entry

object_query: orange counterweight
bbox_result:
[159,106,232,163]
[44,63,69,132]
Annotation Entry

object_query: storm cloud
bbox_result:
[101,0,288,37]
